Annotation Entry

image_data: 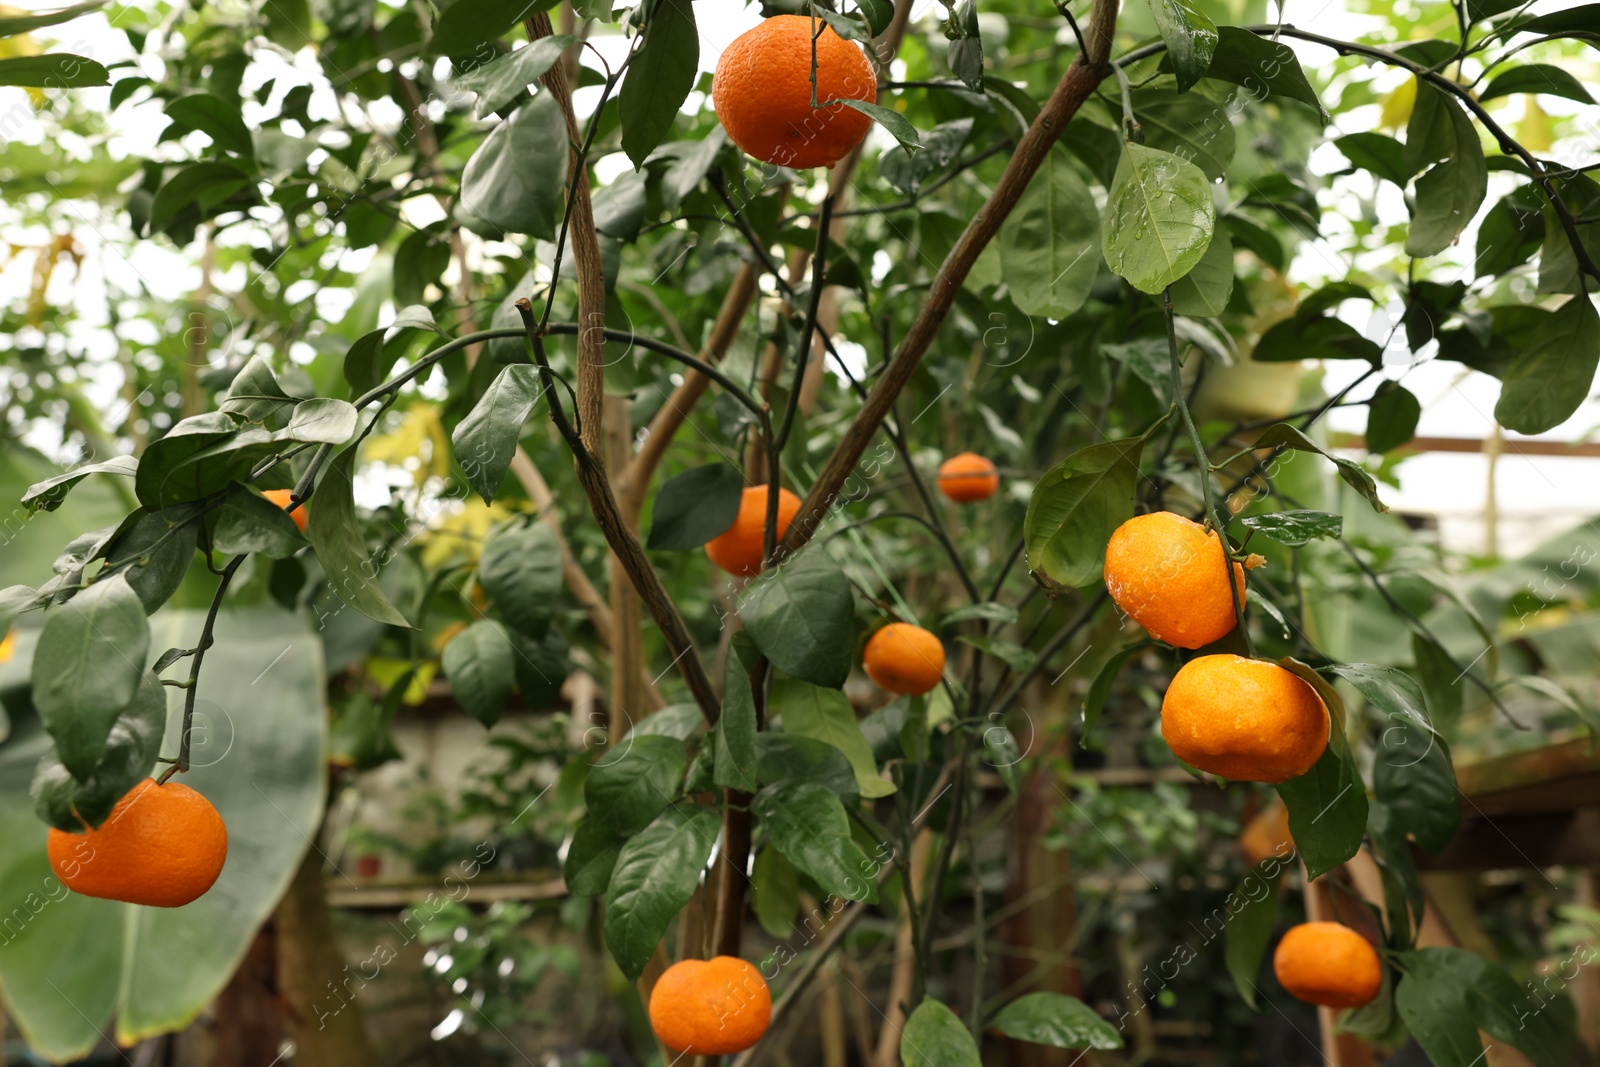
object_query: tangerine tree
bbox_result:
[1,0,1599,1060]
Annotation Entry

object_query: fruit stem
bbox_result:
[1163,287,1254,657]
[158,553,246,783]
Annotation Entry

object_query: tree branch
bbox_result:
[776,0,1122,562]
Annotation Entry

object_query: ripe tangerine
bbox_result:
[648,955,772,1055]
[712,15,876,170]
[1104,511,1246,649]
[48,778,229,908]
[262,488,309,533]
[705,485,801,577]
[1273,922,1383,1009]
[1160,655,1328,783]
[863,622,945,695]
[937,452,1000,503]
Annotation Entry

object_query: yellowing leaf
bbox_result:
[365,657,438,704]
[1517,98,1553,152]
[0,628,13,663]
[1380,75,1417,130]
[364,402,452,487]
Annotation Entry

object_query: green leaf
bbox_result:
[33,574,152,780]
[618,0,698,168]
[839,99,922,155]
[456,35,576,117]
[602,804,720,980]
[1480,64,1595,104]
[0,53,108,87]
[1199,27,1326,119]
[881,118,973,196]
[1081,642,1147,745]
[343,306,439,397]
[1476,184,1545,277]
[630,703,706,741]
[0,585,38,638]
[1223,861,1283,1007]
[165,93,254,156]
[283,398,358,446]
[756,733,861,806]
[741,549,856,689]
[770,676,895,799]
[1148,0,1217,91]
[1537,175,1600,295]
[0,0,107,37]
[1168,227,1234,317]
[441,620,516,726]
[1495,295,1600,434]
[1131,89,1235,181]
[477,518,562,640]
[1520,4,1600,33]
[646,463,745,551]
[429,0,550,55]
[857,0,894,35]
[1253,423,1388,513]
[458,92,567,240]
[103,507,199,612]
[22,456,139,512]
[1224,213,1284,271]
[219,355,297,425]
[998,146,1100,319]
[1412,633,1463,733]
[1390,951,1491,1067]
[714,652,761,792]
[1239,509,1342,547]
[307,446,411,627]
[990,992,1123,1049]
[1253,314,1381,363]
[394,229,451,306]
[1335,132,1413,187]
[31,672,166,831]
[454,365,543,503]
[563,817,623,896]
[1365,381,1421,453]
[1281,655,1350,758]
[148,160,254,235]
[941,601,1017,626]
[752,844,800,937]
[959,635,1035,674]
[753,780,878,902]
[1102,143,1215,294]
[900,998,981,1067]
[1274,746,1367,881]
[1024,418,1166,592]
[1405,89,1487,258]
[585,734,688,836]
[511,627,569,710]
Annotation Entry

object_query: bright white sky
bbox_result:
[3,0,1599,555]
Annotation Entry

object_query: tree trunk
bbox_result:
[275,849,378,1067]
[211,924,282,1067]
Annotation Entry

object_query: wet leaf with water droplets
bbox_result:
[1101,143,1216,294]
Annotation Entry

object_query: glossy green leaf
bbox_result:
[1364,380,1421,453]
[753,780,878,902]
[1168,227,1234,317]
[585,734,688,836]
[164,93,254,156]
[840,99,922,155]
[1476,184,1545,277]
[1148,0,1217,91]
[454,365,542,504]
[990,992,1123,1048]
[458,92,567,240]
[998,146,1099,319]
[752,844,800,937]
[1405,88,1487,258]
[0,53,108,87]
[1253,423,1388,513]
[901,998,981,1067]
[1239,509,1342,547]
[755,733,860,806]
[769,676,895,798]
[441,620,516,727]
[714,652,760,792]
[618,0,698,168]
[1081,642,1147,745]
[31,672,166,830]
[343,306,439,397]
[1480,64,1595,104]
[456,35,576,118]
[1412,633,1463,733]
[0,0,107,36]
[602,804,720,980]
[429,0,551,55]
[510,627,569,710]
[307,446,411,627]
[563,816,623,896]
[1102,143,1215,294]
[630,703,706,741]
[1335,132,1412,187]
[33,574,151,780]
[1200,27,1326,119]
[1274,746,1367,881]
[741,549,855,689]
[148,161,253,234]
[1024,419,1164,592]
[103,507,199,612]
[1495,295,1600,434]
[1223,861,1283,1007]
[477,518,562,640]
[1131,89,1235,181]
[21,456,139,513]
[646,463,745,551]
